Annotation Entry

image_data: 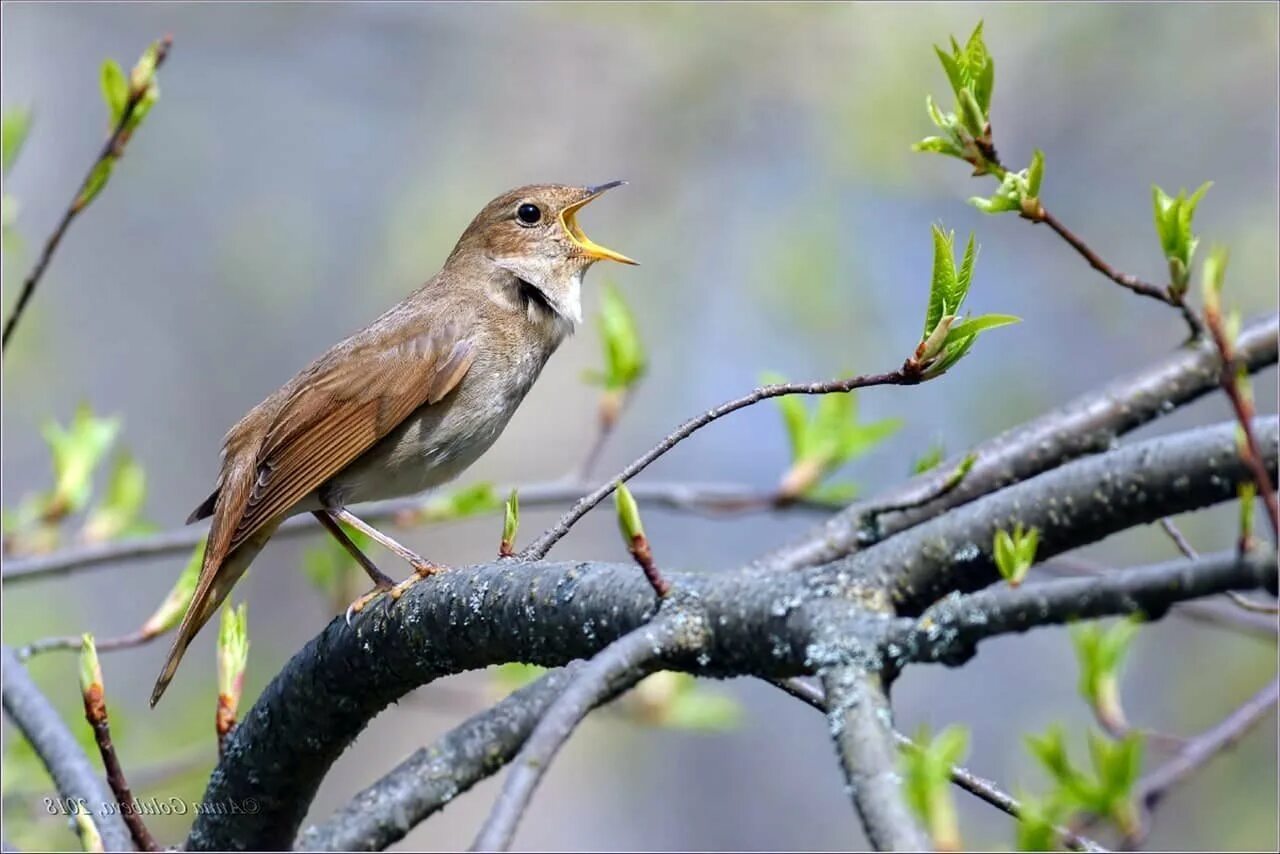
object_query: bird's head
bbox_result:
[449,182,637,326]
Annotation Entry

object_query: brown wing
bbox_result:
[151,320,474,706]
[229,324,475,552]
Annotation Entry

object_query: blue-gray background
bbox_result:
[2,3,1276,850]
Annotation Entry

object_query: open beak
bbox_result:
[560,180,639,266]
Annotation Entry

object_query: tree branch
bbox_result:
[1,37,172,353]
[298,665,585,851]
[186,418,1266,849]
[1138,675,1278,813]
[186,559,817,850]
[0,646,133,851]
[471,618,689,851]
[851,417,1279,610]
[822,667,931,851]
[519,364,928,561]
[884,549,1277,669]
[757,314,1277,572]
[772,677,1107,852]
[1041,556,1278,640]
[1,479,828,584]
[1203,303,1280,538]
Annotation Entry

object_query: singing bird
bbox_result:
[151,182,636,706]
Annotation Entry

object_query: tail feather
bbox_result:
[150,520,277,707]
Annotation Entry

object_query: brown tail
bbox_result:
[150,520,278,707]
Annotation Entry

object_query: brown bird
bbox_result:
[151,182,636,707]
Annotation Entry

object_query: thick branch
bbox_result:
[822,667,930,851]
[846,417,1279,610]
[1041,556,1278,640]
[884,550,1277,669]
[298,665,585,851]
[472,619,688,851]
[187,560,819,850]
[188,419,1264,849]
[757,314,1278,572]
[772,677,1106,852]
[1,479,826,584]
[0,646,133,851]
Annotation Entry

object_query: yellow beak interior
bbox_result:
[560,194,638,266]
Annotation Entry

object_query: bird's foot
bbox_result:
[388,560,448,602]
[345,579,395,626]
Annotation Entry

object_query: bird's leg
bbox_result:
[331,508,447,603]
[313,511,399,624]
[313,511,396,587]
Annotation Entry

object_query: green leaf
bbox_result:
[502,489,520,551]
[912,443,945,474]
[958,88,986,138]
[588,283,646,391]
[992,522,1038,586]
[615,481,644,541]
[1151,182,1212,287]
[630,672,743,731]
[217,602,250,701]
[141,537,206,636]
[973,53,995,115]
[1015,792,1069,852]
[1071,617,1140,729]
[1,107,32,177]
[129,40,162,94]
[763,372,809,459]
[1201,244,1229,311]
[490,661,547,691]
[1026,149,1045,197]
[416,481,501,522]
[947,313,1021,340]
[911,136,964,158]
[803,481,860,505]
[79,634,103,695]
[41,404,121,517]
[81,451,148,542]
[74,159,113,212]
[934,45,965,98]
[100,59,128,125]
[902,725,969,851]
[953,233,977,308]
[926,225,958,337]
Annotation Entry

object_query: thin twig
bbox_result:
[1158,518,1198,559]
[0,647,133,850]
[576,388,633,481]
[1138,676,1279,813]
[757,314,1277,573]
[82,676,159,851]
[1030,209,1179,307]
[1203,304,1280,540]
[520,363,927,560]
[771,678,1106,852]
[861,453,975,536]
[18,627,152,660]
[1,36,172,353]
[2,478,824,583]
[471,620,681,851]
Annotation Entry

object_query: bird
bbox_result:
[150,182,636,707]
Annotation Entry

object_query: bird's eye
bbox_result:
[516,203,542,225]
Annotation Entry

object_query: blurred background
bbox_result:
[2,2,1276,850]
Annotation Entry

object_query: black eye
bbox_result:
[516,203,542,225]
